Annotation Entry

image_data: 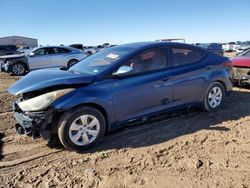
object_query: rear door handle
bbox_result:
[162,76,173,81]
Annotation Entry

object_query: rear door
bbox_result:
[168,46,210,106]
[111,48,174,122]
[46,47,70,67]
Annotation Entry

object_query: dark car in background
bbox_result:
[197,43,224,56]
[0,45,17,56]
[8,42,233,151]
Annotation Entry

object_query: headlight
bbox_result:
[18,88,74,112]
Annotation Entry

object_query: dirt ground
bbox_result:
[0,68,250,188]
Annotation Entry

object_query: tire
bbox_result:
[11,62,27,76]
[58,106,106,151]
[203,82,225,112]
[87,51,92,56]
[67,59,78,67]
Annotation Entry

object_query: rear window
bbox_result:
[170,48,204,67]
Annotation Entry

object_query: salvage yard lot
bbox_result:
[0,71,250,187]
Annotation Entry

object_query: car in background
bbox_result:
[197,43,224,56]
[0,46,86,76]
[236,41,250,55]
[83,46,96,55]
[231,56,250,85]
[0,45,17,56]
[222,42,240,52]
[8,42,233,151]
[17,46,32,53]
[237,49,250,57]
[69,44,96,55]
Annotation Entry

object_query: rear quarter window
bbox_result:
[170,47,205,67]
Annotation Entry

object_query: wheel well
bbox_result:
[11,61,28,70]
[68,59,78,63]
[67,59,79,67]
[72,103,109,132]
[214,80,227,93]
[51,103,109,134]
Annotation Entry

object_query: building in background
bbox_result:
[0,36,38,47]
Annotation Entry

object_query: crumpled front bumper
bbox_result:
[13,102,54,139]
[233,67,250,83]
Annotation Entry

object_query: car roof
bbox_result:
[117,41,195,50]
[34,45,81,52]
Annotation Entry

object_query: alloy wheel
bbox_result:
[12,64,25,75]
[208,86,222,108]
[69,114,100,146]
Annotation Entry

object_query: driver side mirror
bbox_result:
[112,66,133,76]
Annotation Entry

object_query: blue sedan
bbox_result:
[8,42,233,151]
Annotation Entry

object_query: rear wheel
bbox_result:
[203,82,225,112]
[87,51,92,56]
[11,62,27,76]
[58,106,106,151]
[67,59,78,67]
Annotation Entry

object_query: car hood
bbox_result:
[231,57,250,68]
[8,69,95,95]
[0,53,25,59]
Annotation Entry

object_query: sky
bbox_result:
[0,0,249,46]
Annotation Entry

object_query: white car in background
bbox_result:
[1,46,87,75]
[17,46,33,53]
[69,44,96,55]
[222,42,240,52]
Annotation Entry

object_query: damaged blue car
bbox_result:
[8,42,233,151]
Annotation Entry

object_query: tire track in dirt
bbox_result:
[0,149,63,168]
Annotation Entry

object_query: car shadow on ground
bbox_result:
[47,88,250,153]
[0,133,5,160]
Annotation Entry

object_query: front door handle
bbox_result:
[162,76,173,81]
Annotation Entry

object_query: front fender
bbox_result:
[51,82,115,130]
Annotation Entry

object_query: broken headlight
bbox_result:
[18,89,74,112]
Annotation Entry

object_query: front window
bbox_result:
[69,46,134,75]
[118,48,167,75]
[33,48,47,55]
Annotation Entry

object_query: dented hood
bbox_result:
[8,69,95,95]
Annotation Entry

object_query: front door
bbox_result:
[111,48,174,122]
[28,47,49,70]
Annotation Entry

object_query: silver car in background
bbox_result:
[0,46,87,75]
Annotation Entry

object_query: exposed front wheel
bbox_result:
[203,82,225,112]
[58,106,106,151]
[11,62,27,76]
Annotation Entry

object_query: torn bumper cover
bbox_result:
[13,102,54,140]
[233,66,250,83]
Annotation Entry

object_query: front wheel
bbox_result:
[11,62,27,76]
[203,82,225,112]
[58,106,106,151]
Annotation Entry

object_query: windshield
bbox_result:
[197,43,209,49]
[69,46,134,74]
